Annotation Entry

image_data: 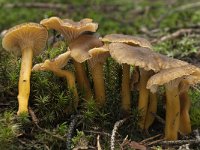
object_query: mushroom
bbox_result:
[102,34,154,112]
[143,52,188,130]
[108,42,159,117]
[68,34,109,105]
[147,64,200,140]
[88,45,110,105]
[2,23,48,115]
[32,51,79,109]
[40,17,98,100]
[108,41,189,129]
[178,71,200,135]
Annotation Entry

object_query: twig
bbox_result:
[151,28,200,44]
[151,112,165,125]
[0,103,10,106]
[146,139,164,146]
[66,114,80,150]
[97,135,102,150]
[120,135,129,149]
[158,139,200,146]
[140,134,162,144]
[28,107,65,141]
[28,107,39,124]
[111,118,128,150]
[84,130,111,137]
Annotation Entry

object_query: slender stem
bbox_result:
[17,48,33,115]
[90,62,106,106]
[179,91,191,135]
[121,64,131,112]
[165,85,180,140]
[73,61,92,100]
[138,69,151,129]
[53,69,79,108]
[144,92,158,130]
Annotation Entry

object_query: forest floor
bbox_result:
[1,0,200,149]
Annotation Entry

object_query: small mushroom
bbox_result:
[178,71,200,135]
[32,51,79,109]
[108,41,189,130]
[40,17,98,42]
[147,64,200,140]
[102,34,155,114]
[68,34,108,105]
[108,43,159,117]
[88,45,110,105]
[40,17,98,100]
[2,23,48,115]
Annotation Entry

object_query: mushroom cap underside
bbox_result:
[68,34,103,63]
[146,65,200,92]
[2,23,48,56]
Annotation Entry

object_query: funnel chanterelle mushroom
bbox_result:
[69,34,109,105]
[41,17,99,100]
[32,51,79,110]
[102,34,156,115]
[40,16,98,43]
[2,23,48,115]
[147,65,200,140]
[108,41,189,130]
[108,42,159,127]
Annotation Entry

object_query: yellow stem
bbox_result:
[52,69,79,108]
[144,92,158,130]
[165,86,180,140]
[17,48,33,115]
[90,63,105,106]
[121,64,131,112]
[179,91,191,135]
[138,69,151,129]
[73,61,92,100]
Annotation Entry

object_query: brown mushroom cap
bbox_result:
[2,23,48,56]
[40,17,98,42]
[154,53,188,70]
[68,34,103,63]
[109,43,188,71]
[146,65,200,93]
[102,33,153,49]
[32,51,71,71]
[109,43,160,71]
[88,45,110,67]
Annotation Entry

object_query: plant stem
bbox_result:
[90,62,106,106]
[144,92,157,130]
[138,69,151,129]
[121,64,131,112]
[17,48,33,115]
[73,61,92,100]
[165,85,180,140]
[179,91,191,135]
[53,69,79,108]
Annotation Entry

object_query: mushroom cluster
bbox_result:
[2,16,200,141]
